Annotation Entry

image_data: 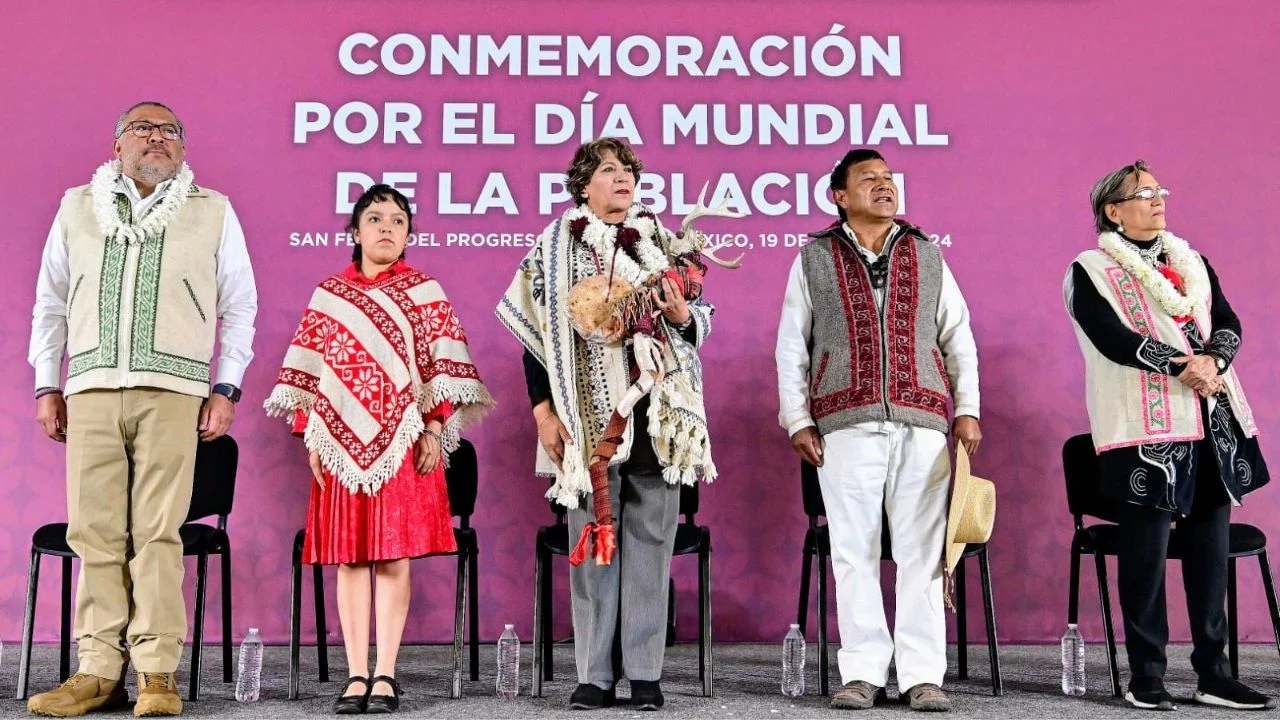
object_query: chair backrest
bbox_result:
[445,438,478,524]
[800,460,826,519]
[1062,433,1123,524]
[186,435,239,524]
[679,482,699,522]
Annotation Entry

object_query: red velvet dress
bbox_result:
[298,263,459,565]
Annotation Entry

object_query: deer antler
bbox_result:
[678,182,746,269]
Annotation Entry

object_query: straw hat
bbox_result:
[944,443,996,573]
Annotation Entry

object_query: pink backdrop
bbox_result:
[3,1,1279,652]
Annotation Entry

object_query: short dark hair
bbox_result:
[829,149,886,221]
[565,137,644,205]
[349,184,414,263]
[1089,160,1151,234]
[114,101,184,140]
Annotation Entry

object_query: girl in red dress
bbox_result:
[266,185,492,713]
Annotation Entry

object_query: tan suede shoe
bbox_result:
[133,672,182,717]
[27,673,129,717]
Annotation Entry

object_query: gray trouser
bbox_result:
[568,456,680,688]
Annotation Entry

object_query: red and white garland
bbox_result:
[567,203,669,286]
[1099,231,1208,319]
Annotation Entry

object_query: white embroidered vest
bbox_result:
[1067,249,1257,452]
[60,182,227,398]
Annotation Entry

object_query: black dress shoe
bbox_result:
[365,675,402,714]
[631,680,665,711]
[569,683,617,710]
[333,676,370,715]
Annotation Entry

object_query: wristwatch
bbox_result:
[1209,353,1227,375]
[212,383,242,403]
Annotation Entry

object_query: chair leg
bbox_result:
[17,549,40,701]
[817,540,830,697]
[313,565,330,683]
[699,542,713,698]
[1228,557,1239,680]
[979,548,1002,697]
[221,547,233,683]
[189,551,209,702]
[1093,553,1121,698]
[798,539,813,636]
[59,558,73,681]
[956,556,969,681]
[1256,550,1280,668]
[289,545,303,701]
[1068,545,1082,625]
[451,554,467,699]
[542,549,554,681]
[469,541,480,682]
[532,544,545,698]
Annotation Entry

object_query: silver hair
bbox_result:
[1089,159,1150,234]
[113,101,185,140]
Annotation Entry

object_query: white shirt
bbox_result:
[775,223,980,437]
[29,175,258,391]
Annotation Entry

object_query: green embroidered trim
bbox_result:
[129,232,210,383]
[181,277,207,323]
[67,196,129,378]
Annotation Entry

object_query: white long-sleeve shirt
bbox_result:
[29,175,258,391]
[775,224,980,437]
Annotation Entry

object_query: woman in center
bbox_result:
[497,138,717,711]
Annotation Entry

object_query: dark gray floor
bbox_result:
[3,642,1278,718]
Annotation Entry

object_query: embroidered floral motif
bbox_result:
[1099,231,1209,319]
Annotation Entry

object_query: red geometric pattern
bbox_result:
[885,239,949,417]
[811,237,882,419]
[811,236,948,423]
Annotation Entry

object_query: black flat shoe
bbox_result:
[569,683,617,710]
[631,680,665,711]
[365,675,402,714]
[333,676,370,715]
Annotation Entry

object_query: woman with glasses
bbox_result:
[1063,160,1272,711]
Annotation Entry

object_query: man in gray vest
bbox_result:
[27,101,258,718]
[775,149,981,712]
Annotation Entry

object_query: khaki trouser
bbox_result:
[65,388,203,679]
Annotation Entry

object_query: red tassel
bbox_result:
[569,523,596,567]
[594,524,617,565]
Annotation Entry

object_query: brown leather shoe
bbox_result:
[133,672,182,717]
[27,673,129,717]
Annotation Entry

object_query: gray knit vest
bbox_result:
[801,223,951,435]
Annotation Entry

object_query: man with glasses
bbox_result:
[27,101,258,718]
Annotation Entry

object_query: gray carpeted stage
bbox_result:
[2,642,1277,718]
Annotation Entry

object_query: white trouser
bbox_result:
[816,422,951,691]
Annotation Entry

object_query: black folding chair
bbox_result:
[16,435,239,702]
[1063,433,1280,697]
[288,438,480,700]
[532,482,713,697]
[797,460,1002,696]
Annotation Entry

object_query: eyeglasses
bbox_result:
[121,121,184,141]
[1116,186,1170,203]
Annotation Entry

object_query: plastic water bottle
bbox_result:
[496,624,520,699]
[1061,623,1086,696]
[782,624,806,697]
[234,628,263,702]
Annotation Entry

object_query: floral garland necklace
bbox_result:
[1098,230,1208,320]
[566,203,669,287]
[90,159,195,245]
